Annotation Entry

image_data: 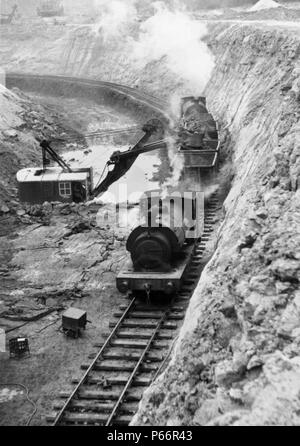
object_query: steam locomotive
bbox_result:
[179,96,218,150]
[116,191,203,297]
[116,97,219,298]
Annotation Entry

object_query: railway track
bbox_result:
[47,193,219,426]
[81,126,140,138]
[51,125,142,144]
[6,73,172,121]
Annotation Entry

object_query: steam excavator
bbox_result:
[17,118,168,204]
[17,97,219,204]
[91,96,220,197]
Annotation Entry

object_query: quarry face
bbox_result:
[0,0,300,428]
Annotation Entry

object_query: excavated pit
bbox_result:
[0,74,171,425]
[0,10,299,426]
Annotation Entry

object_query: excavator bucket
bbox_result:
[91,119,166,198]
[94,152,141,196]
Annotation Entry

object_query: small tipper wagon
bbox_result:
[178,96,220,183]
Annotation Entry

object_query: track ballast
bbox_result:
[48,194,219,426]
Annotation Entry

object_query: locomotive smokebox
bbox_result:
[127,227,184,272]
[126,191,201,273]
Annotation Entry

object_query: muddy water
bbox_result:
[64,145,161,204]
[27,92,165,203]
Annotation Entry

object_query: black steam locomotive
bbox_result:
[179,96,218,150]
[117,191,203,297]
[116,96,219,297]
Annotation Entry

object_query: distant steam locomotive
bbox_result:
[179,96,218,150]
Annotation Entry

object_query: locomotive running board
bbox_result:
[116,244,196,295]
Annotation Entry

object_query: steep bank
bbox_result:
[133,24,300,426]
[0,22,196,99]
[0,85,81,207]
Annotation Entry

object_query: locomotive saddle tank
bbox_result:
[117,192,202,296]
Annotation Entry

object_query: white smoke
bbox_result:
[130,2,216,190]
[162,137,185,194]
[131,1,215,95]
[87,1,215,194]
[92,0,137,41]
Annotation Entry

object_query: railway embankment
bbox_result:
[133,24,300,426]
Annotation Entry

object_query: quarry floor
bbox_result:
[0,280,124,426]
[0,91,167,425]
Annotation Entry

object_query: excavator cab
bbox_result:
[72,182,87,203]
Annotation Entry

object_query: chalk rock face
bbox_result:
[132,25,300,426]
[209,352,300,426]
[0,205,10,214]
[277,292,300,339]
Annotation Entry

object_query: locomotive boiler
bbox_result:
[116,191,203,296]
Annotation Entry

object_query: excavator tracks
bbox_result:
[47,194,219,426]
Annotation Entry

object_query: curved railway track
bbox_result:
[51,125,142,144]
[6,73,172,122]
[47,194,219,426]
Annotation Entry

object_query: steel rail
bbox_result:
[50,126,141,143]
[52,296,137,426]
[50,192,219,426]
[83,127,140,138]
[104,201,217,426]
[105,310,168,426]
[6,73,170,114]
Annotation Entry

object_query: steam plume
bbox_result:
[131,2,215,96]
[161,137,185,194]
[92,0,137,41]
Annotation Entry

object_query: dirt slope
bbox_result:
[132,24,300,426]
[0,85,78,207]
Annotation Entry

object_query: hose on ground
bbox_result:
[0,383,37,426]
